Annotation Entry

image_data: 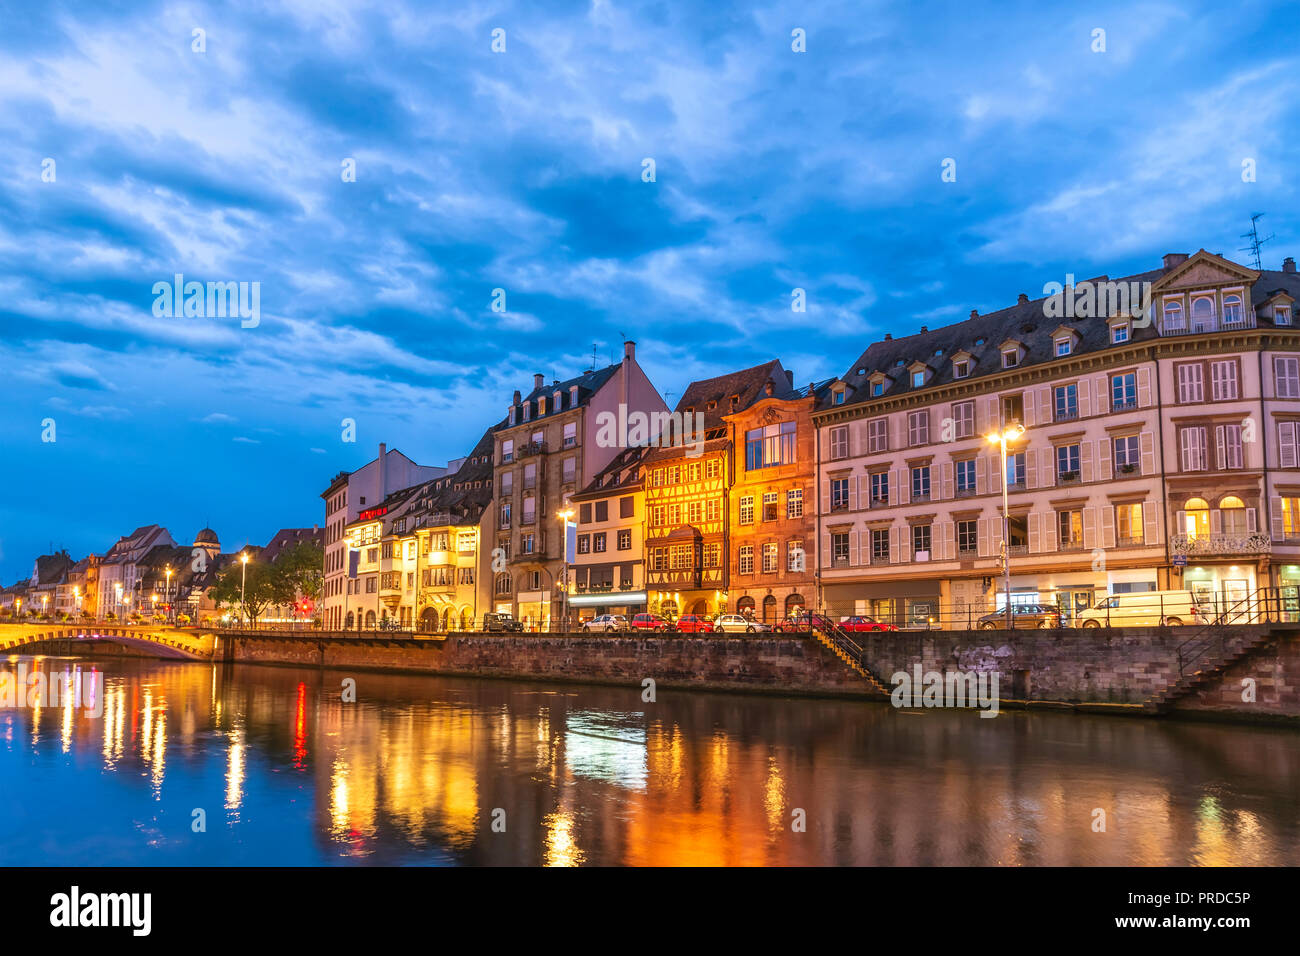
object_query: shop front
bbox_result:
[823,579,942,628]
[568,590,648,622]
[1177,561,1260,620]
[514,588,552,631]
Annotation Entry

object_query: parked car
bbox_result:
[674,613,714,634]
[630,613,671,632]
[582,613,630,633]
[976,604,1063,629]
[1076,590,1208,628]
[714,614,770,634]
[839,615,899,632]
[482,612,524,633]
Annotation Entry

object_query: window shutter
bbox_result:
[1226,426,1242,469]
[1280,422,1297,468]
[976,455,987,495]
[1215,425,1226,471]
[984,396,999,431]
[1042,512,1057,552]
[1270,497,1284,540]
[1095,374,1109,414]
[848,474,858,510]
[1143,504,1159,545]
[1079,378,1092,418]
[1037,387,1051,423]
[1101,505,1116,548]
[1175,510,1187,537]
[941,461,954,499]
[1210,508,1222,534]
[1023,390,1036,427]
[1083,507,1098,550]
[1136,367,1152,407]
[940,521,955,561]
[1081,441,1094,483]
[977,517,990,557]
[1247,506,1258,533]
[1140,431,1156,474]
[1039,451,1054,487]
[897,526,910,563]
[1097,437,1112,480]
[897,467,909,505]
[1028,512,1041,553]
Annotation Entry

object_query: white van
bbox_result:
[1076,590,1208,628]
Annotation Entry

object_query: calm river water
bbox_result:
[1,655,1297,865]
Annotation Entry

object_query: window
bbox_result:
[1215,424,1243,470]
[1054,384,1078,421]
[762,492,779,521]
[1275,357,1300,398]
[907,410,929,446]
[707,500,719,522]
[501,439,514,463]
[868,419,888,453]
[1279,421,1300,467]
[787,488,804,518]
[1057,510,1084,549]
[1276,305,1293,326]
[563,422,576,448]
[911,465,931,500]
[787,540,804,571]
[1111,372,1137,410]
[594,501,608,522]
[577,535,590,554]
[831,532,850,567]
[499,502,511,528]
[1056,444,1081,481]
[1111,323,1130,344]
[703,543,720,567]
[871,529,890,562]
[1001,394,1023,426]
[871,381,885,397]
[1179,427,1208,471]
[1007,452,1026,486]
[954,360,970,378]
[1281,498,1300,538]
[1114,435,1140,473]
[1191,296,1215,332]
[589,532,604,553]
[955,459,976,495]
[739,546,754,575]
[833,389,846,405]
[1210,360,1238,401]
[745,421,797,469]
[912,524,931,556]
[1181,497,1210,540]
[523,462,537,489]
[1002,350,1018,368]
[1176,363,1204,403]
[707,459,721,479]
[1116,504,1144,545]
[1220,495,1248,534]
[952,401,974,438]
[830,478,849,511]
[521,533,535,554]
[1223,294,1244,325]
[617,529,632,550]
[739,496,754,524]
[688,501,703,524]
[957,519,978,554]
[522,495,536,524]
[1163,298,1184,330]
[579,503,592,524]
[762,543,779,572]
[870,472,889,505]
[1055,337,1071,357]
[830,426,849,460]
[620,496,635,519]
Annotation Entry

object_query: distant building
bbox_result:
[97,525,175,619]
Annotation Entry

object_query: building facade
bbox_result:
[569,447,647,620]
[813,249,1300,627]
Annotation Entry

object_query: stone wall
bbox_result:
[1175,631,1300,720]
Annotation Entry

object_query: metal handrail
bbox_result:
[1174,590,1262,676]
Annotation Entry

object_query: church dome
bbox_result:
[193,528,220,547]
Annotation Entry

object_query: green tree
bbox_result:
[209,558,293,627]
[275,541,324,603]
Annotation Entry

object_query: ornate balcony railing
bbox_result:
[1169,533,1270,556]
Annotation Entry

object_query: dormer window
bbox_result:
[954,360,970,379]
[537,396,546,416]
[1223,294,1244,325]
[912,371,924,387]
[872,382,885,396]
[1002,350,1019,369]
[570,385,579,406]
[508,407,517,425]
[1054,337,1072,357]
[1162,297,1185,331]
[832,387,846,405]
[1278,306,1293,326]
[1111,322,1130,344]
[522,403,532,421]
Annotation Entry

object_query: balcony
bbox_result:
[1111,398,1139,412]
[1058,538,1086,552]
[517,441,547,459]
[1115,535,1146,548]
[1169,533,1270,556]
[869,497,889,509]
[1115,463,1140,476]
[1054,408,1079,423]
[1057,471,1081,486]
[1161,313,1256,336]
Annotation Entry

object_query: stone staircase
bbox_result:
[1143,628,1277,714]
[809,622,893,698]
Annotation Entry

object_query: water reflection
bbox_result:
[0,654,1297,866]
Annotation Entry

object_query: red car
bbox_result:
[630,613,670,632]
[673,614,714,634]
[839,615,898,632]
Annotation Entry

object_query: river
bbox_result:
[1,655,1297,865]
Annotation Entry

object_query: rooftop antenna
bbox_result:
[590,342,598,372]
[1239,213,1274,270]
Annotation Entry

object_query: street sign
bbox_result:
[1172,554,1188,567]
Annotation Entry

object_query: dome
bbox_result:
[193,528,220,547]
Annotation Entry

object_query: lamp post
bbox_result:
[73,586,80,617]
[115,583,123,621]
[986,423,1026,629]
[557,508,575,632]
[165,566,173,624]
[41,594,48,619]
[240,553,249,628]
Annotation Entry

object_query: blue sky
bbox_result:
[2,0,1298,580]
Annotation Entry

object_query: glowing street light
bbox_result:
[986,423,1026,629]
[557,508,575,631]
[240,553,250,627]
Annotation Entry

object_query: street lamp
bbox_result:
[115,583,123,621]
[165,566,173,623]
[557,508,575,631]
[986,423,1026,629]
[41,594,48,618]
[240,553,250,627]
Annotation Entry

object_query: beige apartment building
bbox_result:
[814,249,1300,627]
[489,341,668,628]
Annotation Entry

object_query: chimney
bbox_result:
[1162,252,1189,270]
[1284,257,1296,274]
[1018,293,1029,304]
[533,373,544,390]
[920,325,928,333]
[785,369,794,388]
[378,442,387,495]
[624,340,636,361]
[970,309,978,319]
[764,381,775,396]
[884,333,892,340]
[513,389,521,404]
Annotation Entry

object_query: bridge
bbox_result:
[0,623,215,660]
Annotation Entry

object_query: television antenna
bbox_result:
[1239,213,1274,270]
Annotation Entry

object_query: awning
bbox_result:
[569,591,647,607]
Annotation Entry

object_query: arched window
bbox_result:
[1191,297,1215,331]
[762,595,777,623]
[1163,299,1184,329]
[1222,294,1243,325]
[736,596,756,617]
[495,573,511,595]
[786,594,805,615]
[345,611,355,629]
[1219,495,1247,535]
[1183,497,1210,540]
[364,610,377,628]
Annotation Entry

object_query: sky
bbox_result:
[2,0,1299,581]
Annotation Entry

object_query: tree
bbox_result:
[275,541,324,603]
[209,558,293,627]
